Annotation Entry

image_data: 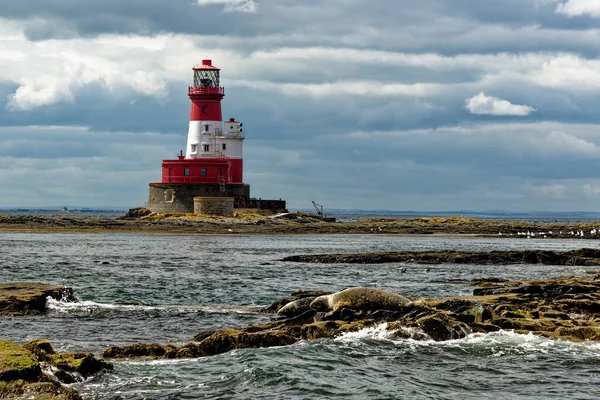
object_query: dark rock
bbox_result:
[102,343,176,359]
[280,248,600,266]
[417,313,467,341]
[0,282,76,316]
[25,340,112,379]
[120,207,153,219]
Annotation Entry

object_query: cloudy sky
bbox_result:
[2,0,600,211]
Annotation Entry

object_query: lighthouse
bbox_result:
[185,60,244,184]
[146,59,286,215]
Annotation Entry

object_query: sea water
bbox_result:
[2,232,600,399]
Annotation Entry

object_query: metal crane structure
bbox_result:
[312,201,324,217]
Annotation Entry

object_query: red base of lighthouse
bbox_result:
[153,157,242,185]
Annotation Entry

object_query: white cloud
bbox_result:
[556,0,600,17]
[530,55,600,90]
[233,79,444,98]
[544,131,600,156]
[464,92,536,116]
[195,0,258,13]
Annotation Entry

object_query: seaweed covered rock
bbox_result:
[0,282,76,316]
[0,340,41,382]
[0,340,110,399]
[101,276,600,362]
[24,340,113,380]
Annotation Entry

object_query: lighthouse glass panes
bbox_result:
[194,69,220,88]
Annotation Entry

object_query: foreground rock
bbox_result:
[0,340,112,399]
[281,248,600,265]
[102,276,600,361]
[0,283,76,316]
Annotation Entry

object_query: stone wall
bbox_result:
[234,199,287,214]
[147,183,250,213]
[194,197,234,216]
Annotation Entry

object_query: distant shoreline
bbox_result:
[2,213,600,237]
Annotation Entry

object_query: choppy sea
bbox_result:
[3,218,600,398]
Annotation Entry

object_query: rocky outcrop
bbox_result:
[280,248,600,265]
[0,340,112,399]
[102,276,600,361]
[119,207,153,219]
[0,283,76,316]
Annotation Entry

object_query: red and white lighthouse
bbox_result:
[146,59,250,213]
[146,59,285,215]
[185,60,244,183]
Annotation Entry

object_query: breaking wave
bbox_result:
[45,297,260,315]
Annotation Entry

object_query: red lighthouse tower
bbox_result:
[146,59,253,214]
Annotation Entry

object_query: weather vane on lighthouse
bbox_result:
[145,59,286,216]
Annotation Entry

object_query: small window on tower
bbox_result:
[164,189,174,203]
[190,144,197,153]
[222,143,226,150]
[201,168,207,177]
[202,105,207,114]
[204,124,210,132]
[203,144,210,152]
[184,168,190,176]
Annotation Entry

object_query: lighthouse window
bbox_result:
[190,144,197,153]
[164,189,174,203]
[222,143,226,150]
[201,168,207,176]
[202,105,207,114]
[184,168,190,176]
[203,144,210,152]
[204,124,210,132]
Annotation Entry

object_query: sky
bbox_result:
[1,0,600,211]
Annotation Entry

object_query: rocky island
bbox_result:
[2,211,600,237]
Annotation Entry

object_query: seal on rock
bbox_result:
[309,287,412,312]
[277,297,316,317]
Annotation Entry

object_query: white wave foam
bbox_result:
[45,297,259,315]
[335,323,428,343]
[334,324,600,356]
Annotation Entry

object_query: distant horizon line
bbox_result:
[3,207,600,216]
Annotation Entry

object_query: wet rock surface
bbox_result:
[0,340,112,400]
[0,283,76,316]
[281,248,600,265]
[101,275,600,362]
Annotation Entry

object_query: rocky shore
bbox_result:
[2,211,600,236]
[5,243,600,397]
[102,273,600,362]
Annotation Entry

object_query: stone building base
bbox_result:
[147,183,249,214]
[194,197,234,216]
